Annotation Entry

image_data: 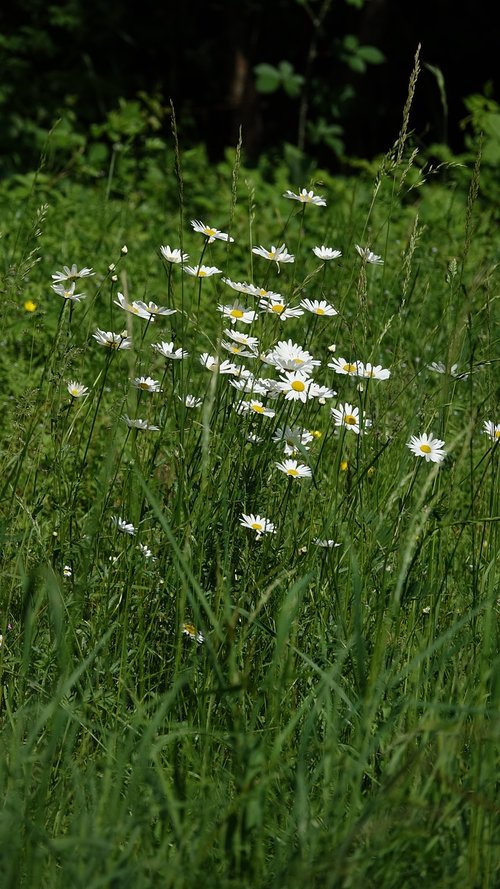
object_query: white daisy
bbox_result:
[275,371,314,403]
[265,340,320,373]
[221,340,257,358]
[235,399,276,418]
[52,282,86,302]
[92,329,132,350]
[132,376,162,392]
[51,264,94,283]
[199,353,239,375]
[328,357,363,376]
[331,403,370,435]
[355,245,384,264]
[63,565,73,577]
[240,513,276,539]
[483,420,500,441]
[160,245,189,264]
[300,298,338,316]
[67,381,89,398]
[361,362,391,380]
[272,425,314,456]
[275,459,312,479]
[218,304,258,325]
[138,543,155,559]
[259,297,304,320]
[223,328,260,349]
[184,264,222,277]
[407,432,447,463]
[283,188,326,206]
[427,362,468,380]
[179,394,203,409]
[191,219,234,243]
[230,375,269,396]
[251,244,295,271]
[152,341,189,360]
[312,246,342,260]
[122,415,160,431]
[112,516,136,535]
[133,300,176,319]
[221,277,257,295]
[312,539,341,548]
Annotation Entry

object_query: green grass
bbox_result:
[0,116,498,888]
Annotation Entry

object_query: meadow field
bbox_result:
[0,90,498,887]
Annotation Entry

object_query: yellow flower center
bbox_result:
[231,346,242,353]
[251,522,263,531]
[198,270,207,277]
[344,414,357,425]
[311,430,322,439]
[206,228,216,236]
[287,468,300,477]
[231,309,244,319]
[271,304,285,314]
[293,357,304,364]
[252,404,265,413]
[315,307,325,315]
[291,380,306,392]
[343,363,357,373]
[420,444,432,453]
[495,430,500,438]
[138,382,150,390]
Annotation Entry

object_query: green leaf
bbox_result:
[254,63,281,94]
[357,45,385,65]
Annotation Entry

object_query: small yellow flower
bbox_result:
[367,466,375,477]
[340,460,349,472]
[310,430,322,439]
[24,299,37,312]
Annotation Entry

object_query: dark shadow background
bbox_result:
[0,0,497,169]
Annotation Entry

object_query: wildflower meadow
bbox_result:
[0,72,498,888]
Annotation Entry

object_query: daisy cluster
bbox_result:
[53,187,498,574]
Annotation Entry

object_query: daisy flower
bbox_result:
[252,244,295,271]
[328,357,363,376]
[138,543,155,560]
[184,264,222,278]
[122,416,160,431]
[52,282,86,302]
[218,304,258,324]
[152,341,189,360]
[312,539,341,548]
[407,432,447,463]
[179,394,203,409]
[160,245,189,264]
[331,403,370,435]
[300,298,338,316]
[230,375,268,396]
[112,516,136,536]
[67,381,89,398]
[240,513,276,539]
[275,459,312,479]
[360,362,391,380]
[309,383,337,400]
[191,219,234,243]
[312,246,342,261]
[132,376,162,393]
[114,292,150,319]
[92,329,132,350]
[63,565,73,577]
[427,362,468,380]
[273,425,314,456]
[266,340,320,373]
[259,297,304,320]
[133,300,176,319]
[199,353,239,375]
[51,264,94,283]
[182,622,205,644]
[235,399,276,418]
[221,277,257,296]
[275,371,314,403]
[223,328,259,349]
[355,245,384,264]
[483,420,500,441]
[221,340,257,358]
[283,188,327,206]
